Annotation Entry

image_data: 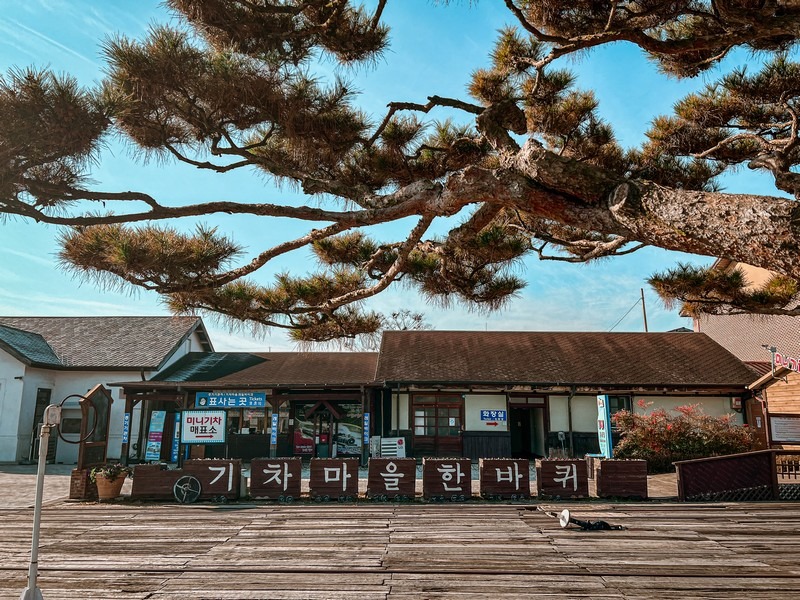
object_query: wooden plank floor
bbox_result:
[2,501,800,598]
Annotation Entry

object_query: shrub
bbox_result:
[612,402,756,473]
[89,463,133,483]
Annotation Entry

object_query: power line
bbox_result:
[608,297,642,332]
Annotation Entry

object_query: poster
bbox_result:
[144,410,166,461]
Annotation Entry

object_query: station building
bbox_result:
[118,330,755,463]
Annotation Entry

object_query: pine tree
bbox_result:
[4,1,800,340]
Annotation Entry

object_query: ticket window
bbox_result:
[227,409,266,434]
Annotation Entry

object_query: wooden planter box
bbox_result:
[309,458,359,500]
[249,457,302,500]
[535,459,589,499]
[479,459,531,499]
[131,459,242,501]
[69,468,97,500]
[594,459,648,499]
[422,458,471,500]
[367,458,416,499]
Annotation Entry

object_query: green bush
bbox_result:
[613,401,756,473]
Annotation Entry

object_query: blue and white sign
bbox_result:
[596,394,613,458]
[270,413,279,445]
[121,412,130,444]
[145,410,166,460]
[363,412,370,443]
[196,391,267,408]
[480,410,507,421]
[171,420,180,462]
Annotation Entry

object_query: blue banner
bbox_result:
[196,391,267,408]
[144,410,166,461]
[363,412,370,443]
[171,419,180,462]
[596,394,613,458]
[270,412,278,445]
[121,412,130,444]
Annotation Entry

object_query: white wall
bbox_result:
[391,393,409,431]
[158,329,207,371]
[0,352,26,462]
[465,394,508,431]
[547,395,598,433]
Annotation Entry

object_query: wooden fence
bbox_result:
[675,450,800,501]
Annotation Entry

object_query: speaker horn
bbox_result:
[559,508,625,531]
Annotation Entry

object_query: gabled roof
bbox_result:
[140,351,379,388]
[376,331,755,388]
[0,325,61,367]
[0,316,212,370]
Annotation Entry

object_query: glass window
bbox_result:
[608,396,632,413]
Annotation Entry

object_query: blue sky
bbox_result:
[2,0,773,350]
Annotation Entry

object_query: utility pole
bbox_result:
[640,288,649,332]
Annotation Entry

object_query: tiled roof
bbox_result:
[744,361,772,378]
[376,331,755,387]
[0,316,207,369]
[148,352,379,387]
[0,325,61,367]
[696,314,800,362]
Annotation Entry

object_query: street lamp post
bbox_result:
[19,404,61,600]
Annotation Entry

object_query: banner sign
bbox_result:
[171,419,180,462]
[181,410,226,444]
[121,412,130,445]
[596,394,613,458]
[144,410,166,460]
[363,412,370,444]
[196,391,267,408]
[270,412,279,445]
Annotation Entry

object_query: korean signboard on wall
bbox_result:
[181,410,226,444]
[196,391,267,408]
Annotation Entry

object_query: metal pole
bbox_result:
[19,404,60,600]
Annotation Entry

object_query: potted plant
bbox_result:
[89,463,133,500]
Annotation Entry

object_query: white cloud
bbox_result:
[7,20,97,66]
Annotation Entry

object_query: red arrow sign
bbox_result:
[486,422,498,427]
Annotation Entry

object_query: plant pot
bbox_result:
[95,474,125,500]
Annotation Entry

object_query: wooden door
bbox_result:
[412,395,463,457]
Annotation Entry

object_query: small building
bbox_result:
[118,352,379,463]
[120,330,753,462]
[0,316,212,463]
[377,331,755,459]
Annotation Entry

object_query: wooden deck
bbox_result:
[2,500,800,599]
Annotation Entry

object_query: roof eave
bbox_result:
[748,366,790,391]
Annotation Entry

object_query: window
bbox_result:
[608,396,632,414]
[608,396,632,429]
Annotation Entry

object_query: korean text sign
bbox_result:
[181,410,226,444]
[196,391,267,408]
